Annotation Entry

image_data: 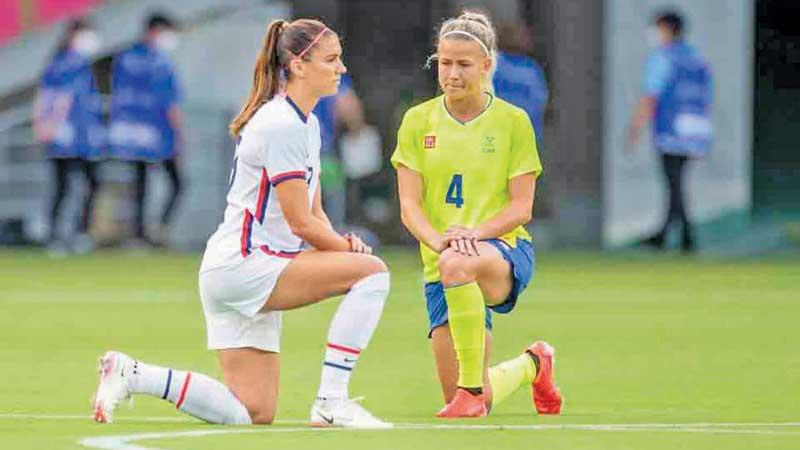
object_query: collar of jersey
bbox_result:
[285,95,308,123]
[442,92,494,126]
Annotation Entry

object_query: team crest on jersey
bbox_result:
[481,135,496,153]
[424,135,436,149]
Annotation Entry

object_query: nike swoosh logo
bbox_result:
[318,412,334,424]
[344,358,357,363]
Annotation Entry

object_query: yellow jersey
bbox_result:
[391,94,543,282]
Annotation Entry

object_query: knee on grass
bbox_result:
[247,406,275,425]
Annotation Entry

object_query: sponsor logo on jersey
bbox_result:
[424,135,436,149]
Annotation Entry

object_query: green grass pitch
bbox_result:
[0,248,798,449]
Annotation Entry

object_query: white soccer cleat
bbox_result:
[92,351,134,423]
[310,397,393,429]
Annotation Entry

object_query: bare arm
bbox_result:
[275,179,350,252]
[442,173,536,255]
[311,183,334,230]
[626,95,657,149]
[474,173,536,240]
[396,165,446,253]
[167,105,183,155]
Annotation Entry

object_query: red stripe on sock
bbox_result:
[175,372,192,410]
[327,343,361,355]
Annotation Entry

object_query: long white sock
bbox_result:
[128,359,252,425]
[317,272,390,400]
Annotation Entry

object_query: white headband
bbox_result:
[440,30,491,56]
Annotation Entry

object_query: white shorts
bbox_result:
[198,250,293,353]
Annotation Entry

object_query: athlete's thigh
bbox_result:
[468,242,514,305]
[264,250,387,311]
[218,347,280,424]
[430,325,493,404]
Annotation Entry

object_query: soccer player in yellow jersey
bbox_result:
[391,11,562,418]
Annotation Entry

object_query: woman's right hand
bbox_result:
[33,121,57,144]
[429,235,448,254]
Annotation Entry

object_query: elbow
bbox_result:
[287,218,313,241]
[399,209,409,229]
[399,205,414,231]
[517,206,533,225]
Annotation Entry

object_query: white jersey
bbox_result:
[200,95,321,272]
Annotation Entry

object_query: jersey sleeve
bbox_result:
[265,122,308,186]
[642,51,672,96]
[390,111,422,173]
[508,110,543,179]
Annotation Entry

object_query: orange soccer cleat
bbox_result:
[526,341,563,415]
[436,388,488,418]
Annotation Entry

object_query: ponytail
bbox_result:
[229,18,333,137]
[229,20,287,137]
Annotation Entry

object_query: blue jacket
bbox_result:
[38,50,105,159]
[492,51,548,141]
[109,43,182,161]
[645,41,712,157]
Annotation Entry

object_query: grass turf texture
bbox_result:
[0,248,798,449]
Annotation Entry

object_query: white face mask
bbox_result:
[72,30,100,57]
[154,31,179,52]
[646,26,663,48]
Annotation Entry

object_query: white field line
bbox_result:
[73,421,800,450]
[1,414,798,450]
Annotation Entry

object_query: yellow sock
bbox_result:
[489,353,537,406]
[444,282,485,388]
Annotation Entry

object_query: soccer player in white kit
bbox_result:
[92,18,391,428]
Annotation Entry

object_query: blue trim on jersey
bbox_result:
[258,183,269,223]
[256,171,270,223]
[162,369,172,400]
[424,238,535,337]
[323,361,353,372]
[244,211,254,256]
[285,95,308,123]
[270,171,307,186]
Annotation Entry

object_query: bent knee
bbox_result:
[359,254,388,276]
[438,251,472,286]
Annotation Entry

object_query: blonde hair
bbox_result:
[229,18,334,137]
[430,10,498,89]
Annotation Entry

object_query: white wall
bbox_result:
[602,0,754,246]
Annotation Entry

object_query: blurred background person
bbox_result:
[109,13,183,247]
[33,17,104,255]
[313,73,361,230]
[626,10,712,253]
[492,22,548,144]
[314,72,384,246]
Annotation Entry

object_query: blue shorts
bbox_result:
[424,238,535,337]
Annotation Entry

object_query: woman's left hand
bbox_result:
[345,233,373,254]
[443,226,480,256]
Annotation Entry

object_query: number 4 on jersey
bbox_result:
[446,174,464,208]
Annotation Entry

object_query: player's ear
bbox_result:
[482,56,492,74]
[288,58,306,79]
